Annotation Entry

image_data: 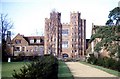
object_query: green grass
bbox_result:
[80,61,120,77]
[58,61,73,79]
[2,62,30,77]
[2,61,73,79]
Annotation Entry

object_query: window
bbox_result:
[72,44,73,47]
[54,38,56,42]
[34,47,38,51]
[36,40,40,43]
[74,16,76,18]
[72,50,74,53]
[79,27,81,30]
[30,39,34,43]
[14,47,20,51]
[75,50,77,52]
[62,29,68,36]
[62,41,68,48]
[74,22,76,25]
[22,47,25,51]
[15,40,21,44]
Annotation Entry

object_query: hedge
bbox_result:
[87,54,120,72]
[12,54,58,79]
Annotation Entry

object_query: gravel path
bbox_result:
[66,62,117,78]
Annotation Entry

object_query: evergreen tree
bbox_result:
[106,7,120,26]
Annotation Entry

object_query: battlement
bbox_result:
[70,11,81,15]
[62,23,70,26]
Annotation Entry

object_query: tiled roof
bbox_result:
[24,36,44,39]
[23,36,44,45]
[12,33,44,45]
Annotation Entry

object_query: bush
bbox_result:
[11,56,45,62]
[96,57,104,66]
[12,54,58,79]
[107,58,116,69]
[87,55,120,72]
[115,60,120,72]
[87,54,97,64]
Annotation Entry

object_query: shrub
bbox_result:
[12,54,58,79]
[96,57,104,66]
[115,60,120,72]
[87,54,97,64]
[87,55,120,72]
[101,57,110,68]
[102,57,118,70]
[107,58,116,69]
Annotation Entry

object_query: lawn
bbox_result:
[80,61,120,77]
[2,62,30,78]
[2,61,73,79]
[58,61,73,79]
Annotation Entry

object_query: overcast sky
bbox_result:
[0,0,119,39]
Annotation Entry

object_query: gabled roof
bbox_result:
[11,33,27,44]
[23,36,44,45]
[12,33,44,45]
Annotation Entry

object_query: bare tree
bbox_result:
[0,14,13,61]
[0,14,13,40]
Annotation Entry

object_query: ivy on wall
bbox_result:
[89,26,120,58]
